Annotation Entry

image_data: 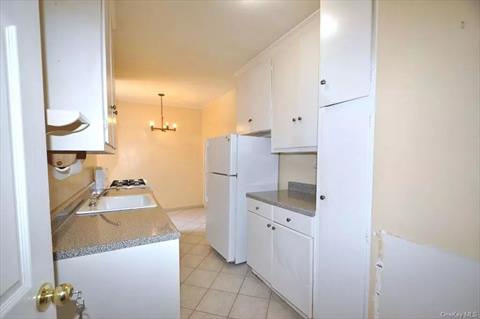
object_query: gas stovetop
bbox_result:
[110,178,147,188]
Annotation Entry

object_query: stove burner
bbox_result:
[110,178,146,188]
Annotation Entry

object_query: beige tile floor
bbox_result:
[167,208,303,319]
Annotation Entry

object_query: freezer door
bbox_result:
[205,134,237,175]
[206,173,236,262]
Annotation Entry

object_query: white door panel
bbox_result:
[0,0,56,317]
[319,0,372,107]
[272,223,313,317]
[236,60,272,134]
[246,212,272,283]
[315,97,373,319]
[206,174,236,262]
[271,12,319,151]
[205,135,237,175]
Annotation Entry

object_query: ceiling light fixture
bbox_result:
[149,93,177,132]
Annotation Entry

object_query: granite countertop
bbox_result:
[52,188,180,261]
[246,182,316,217]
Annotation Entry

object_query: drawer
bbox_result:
[273,206,313,237]
[247,198,273,219]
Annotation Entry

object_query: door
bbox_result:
[205,135,237,175]
[272,223,313,317]
[236,60,272,134]
[271,13,319,152]
[319,0,372,107]
[205,173,237,262]
[0,1,56,318]
[104,0,117,148]
[314,97,373,319]
[246,212,272,283]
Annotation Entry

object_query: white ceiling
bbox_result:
[113,0,319,108]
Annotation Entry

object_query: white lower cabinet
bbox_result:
[246,198,313,318]
[247,211,272,283]
[272,223,313,317]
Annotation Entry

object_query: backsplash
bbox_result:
[48,155,97,212]
[278,153,317,189]
[288,181,316,195]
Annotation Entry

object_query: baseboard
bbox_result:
[163,204,204,213]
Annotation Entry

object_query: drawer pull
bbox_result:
[286,218,291,222]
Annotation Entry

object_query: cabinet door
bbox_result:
[315,97,373,318]
[104,0,116,148]
[236,60,272,134]
[247,211,272,283]
[272,223,313,317]
[271,13,319,152]
[319,0,372,107]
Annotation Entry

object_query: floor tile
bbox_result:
[189,310,225,319]
[181,254,206,268]
[182,234,204,244]
[267,294,303,319]
[229,294,269,319]
[189,244,212,257]
[180,284,207,310]
[196,289,236,317]
[181,243,195,254]
[221,262,248,277]
[181,266,195,283]
[210,273,245,293]
[197,256,225,272]
[199,237,210,245]
[239,275,271,299]
[184,269,218,288]
[181,307,193,319]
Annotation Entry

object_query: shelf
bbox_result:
[46,109,89,135]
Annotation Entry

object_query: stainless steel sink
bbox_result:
[76,193,157,215]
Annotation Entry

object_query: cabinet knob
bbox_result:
[113,110,118,115]
[248,118,253,123]
[292,118,296,122]
[297,117,302,121]
[286,218,291,222]
[320,195,326,200]
[110,104,117,110]
[272,226,276,230]
[255,206,259,210]
[320,79,327,85]
[267,224,271,228]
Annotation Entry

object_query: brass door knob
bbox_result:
[36,282,74,312]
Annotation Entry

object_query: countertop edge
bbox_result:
[53,231,181,261]
[246,192,316,217]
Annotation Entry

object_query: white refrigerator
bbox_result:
[205,134,278,263]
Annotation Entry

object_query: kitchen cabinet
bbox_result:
[246,198,313,318]
[314,97,373,318]
[319,0,373,107]
[247,211,272,283]
[271,12,320,152]
[272,223,313,317]
[41,0,116,152]
[56,239,180,319]
[236,60,272,134]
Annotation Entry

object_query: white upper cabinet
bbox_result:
[236,60,272,135]
[41,0,116,152]
[271,13,320,152]
[319,0,373,107]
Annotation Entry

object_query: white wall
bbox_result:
[370,0,480,314]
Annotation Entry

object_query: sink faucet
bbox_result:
[88,188,110,207]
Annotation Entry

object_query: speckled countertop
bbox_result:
[52,188,180,261]
[246,182,316,217]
